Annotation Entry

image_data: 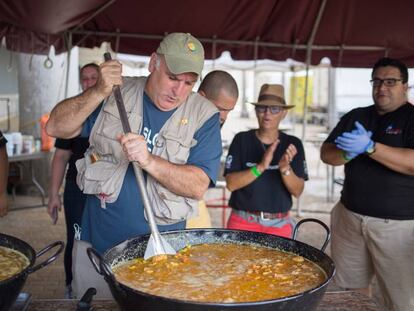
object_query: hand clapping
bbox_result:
[279,143,297,171]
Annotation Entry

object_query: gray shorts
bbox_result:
[331,201,414,311]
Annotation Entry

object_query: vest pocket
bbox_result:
[163,134,196,164]
[95,111,124,141]
[145,175,198,224]
[84,161,117,180]
[76,153,127,204]
[151,184,197,222]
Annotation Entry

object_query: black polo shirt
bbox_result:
[325,103,414,219]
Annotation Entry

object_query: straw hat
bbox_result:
[250,84,294,109]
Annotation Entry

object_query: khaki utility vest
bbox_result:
[76,76,218,224]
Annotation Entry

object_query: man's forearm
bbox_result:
[46,88,105,139]
[142,156,210,200]
[370,143,414,175]
[225,169,258,192]
[281,172,304,198]
[49,149,71,196]
[320,143,348,166]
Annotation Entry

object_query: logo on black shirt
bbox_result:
[385,124,402,135]
[225,155,233,169]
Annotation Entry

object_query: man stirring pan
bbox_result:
[46,33,222,298]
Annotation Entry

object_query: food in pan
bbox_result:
[0,246,29,281]
[112,243,326,303]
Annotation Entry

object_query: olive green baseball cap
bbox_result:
[157,33,204,76]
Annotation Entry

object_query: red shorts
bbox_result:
[226,211,293,238]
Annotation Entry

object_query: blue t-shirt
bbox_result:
[80,103,103,138]
[80,93,221,253]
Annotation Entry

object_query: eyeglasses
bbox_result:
[255,105,284,114]
[370,78,403,87]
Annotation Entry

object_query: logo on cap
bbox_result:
[187,42,196,52]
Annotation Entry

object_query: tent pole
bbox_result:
[301,59,310,142]
[297,0,328,217]
[115,29,121,54]
[72,0,116,32]
[241,70,248,118]
[212,35,217,70]
[64,32,72,98]
[301,0,328,140]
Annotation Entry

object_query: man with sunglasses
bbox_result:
[224,84,308,238]
[321,57,414,311]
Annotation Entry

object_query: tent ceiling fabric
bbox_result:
[1,0,414,67]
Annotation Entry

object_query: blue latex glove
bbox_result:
[342,129,359,160]
[335,121,373,155]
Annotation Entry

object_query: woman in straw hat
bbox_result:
[223,84,308,237]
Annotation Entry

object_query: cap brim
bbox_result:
[164,54,202,75]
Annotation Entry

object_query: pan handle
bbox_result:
[86,248,116,282]
[292,218,330,252]
[86,247,111,276]
[28,241,64,274]
[86,247,127,298]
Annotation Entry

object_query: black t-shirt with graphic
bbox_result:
[325,103,414,219]
[224,129,308,213]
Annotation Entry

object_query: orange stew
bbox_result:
[0,246,29,281]
[113,243,326,303]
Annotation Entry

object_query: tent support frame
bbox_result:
[69,30,387,54]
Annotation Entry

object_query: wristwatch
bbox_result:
[281,168,291,176]
[365,141,376,155]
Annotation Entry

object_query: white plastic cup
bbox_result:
[22,135,34,154]
[3,133,14,156]
[12,132,23,155]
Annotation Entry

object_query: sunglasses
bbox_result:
[255,105,284,114]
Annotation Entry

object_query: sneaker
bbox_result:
[64,285,73,299]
